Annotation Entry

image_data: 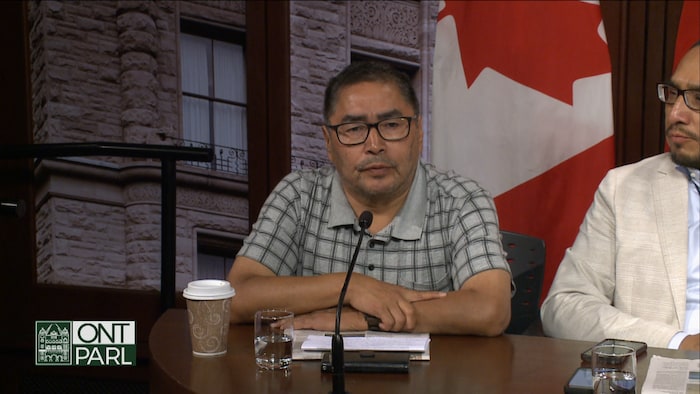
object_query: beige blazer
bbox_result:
[541,153,690,348]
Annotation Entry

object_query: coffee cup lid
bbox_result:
[183,279,236,300]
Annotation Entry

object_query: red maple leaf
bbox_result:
[439,1,611,105]
[673,0,700,70]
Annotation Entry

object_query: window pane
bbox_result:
[197,253,231,280]
[213,41,246,103]
[213,102,247,150]
[183,96,210,143]
[180,33,211,95]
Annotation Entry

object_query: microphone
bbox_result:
[331,210,373,394]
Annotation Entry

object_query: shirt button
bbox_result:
[368,240,376,248]
[368,264,375,271]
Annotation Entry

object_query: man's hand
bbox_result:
[346,274,446,332]
[679,334,700,351]
[293,307,367,332]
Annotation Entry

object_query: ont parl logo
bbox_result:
[35,321,136,366]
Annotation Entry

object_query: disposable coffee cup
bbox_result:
[183,279,236,357]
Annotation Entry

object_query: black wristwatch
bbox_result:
[364,313,381,331]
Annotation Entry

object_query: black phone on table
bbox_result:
[564,367,593,394]
[320,351,410,373]
[580,338,647,362]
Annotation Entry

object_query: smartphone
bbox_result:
[320,351,410,374]
[580,338,647,362]
[564,367,593,394]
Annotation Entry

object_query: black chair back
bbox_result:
[501,231,546,335]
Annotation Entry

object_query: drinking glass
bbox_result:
[254,309,294,370]
[592,344,637,394]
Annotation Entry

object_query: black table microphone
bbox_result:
[331,210,373,394]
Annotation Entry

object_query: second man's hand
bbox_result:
[346,274,446,332]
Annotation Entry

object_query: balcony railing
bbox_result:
[159,134,248,176]
[159,133,333,176]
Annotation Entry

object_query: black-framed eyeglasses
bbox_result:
[657,83,700,111]
[325,116,417,146]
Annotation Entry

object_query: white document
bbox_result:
[302,334,430,352]
[293,330,431,361]
[641,355,700,394]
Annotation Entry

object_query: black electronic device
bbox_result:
[564,367,594,394]
[321,351,410,374]
[580,338,647,362]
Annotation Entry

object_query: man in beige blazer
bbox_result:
[541,42,700,351]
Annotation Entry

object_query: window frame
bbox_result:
[179,19,248,173]
[195,232,243,281]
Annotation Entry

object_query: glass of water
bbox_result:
[254,309,294,370]
[592,344,637,394]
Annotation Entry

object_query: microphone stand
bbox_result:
[331,211,372,394]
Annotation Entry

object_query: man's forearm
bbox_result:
[412,288,510,335]
[229,271,347,323]
[411,270,511,335]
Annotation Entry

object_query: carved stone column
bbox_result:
[116,1,160,143]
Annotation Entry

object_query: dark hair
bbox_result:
[323,61,419,123]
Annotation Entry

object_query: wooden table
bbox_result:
[149,308,696,394]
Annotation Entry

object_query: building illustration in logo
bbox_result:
[36,321,71,365]
[36,320,137,366]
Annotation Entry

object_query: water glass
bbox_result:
[592,344,637,394]
[254,309,294,370]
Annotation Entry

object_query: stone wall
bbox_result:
[289,0,438,165]
[27,0,437,291]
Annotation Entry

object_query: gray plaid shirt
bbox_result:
[238,161,510,291]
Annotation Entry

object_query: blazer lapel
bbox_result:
[652,159,689,328]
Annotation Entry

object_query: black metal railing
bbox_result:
[0,142,213,313]
[159,133,332,174]
[158,134,248,176]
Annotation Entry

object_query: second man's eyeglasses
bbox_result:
[326,116,417,146]
[657,83,700,111]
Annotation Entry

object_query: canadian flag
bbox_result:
[431,0,615,298]
[674,0,700,70]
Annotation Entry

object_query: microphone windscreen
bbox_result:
[359,210,373,229]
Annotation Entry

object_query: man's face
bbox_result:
[665,46,700,169]
[323,81,423,205]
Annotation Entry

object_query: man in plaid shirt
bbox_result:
[227,61,512,335]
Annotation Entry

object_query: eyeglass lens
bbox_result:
[336,117,411,145]
[658,84,700,110]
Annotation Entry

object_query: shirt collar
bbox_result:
[327,163,427,240]
[328,174,357,228]
[389,163,426,240]
[676,165,700,184]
